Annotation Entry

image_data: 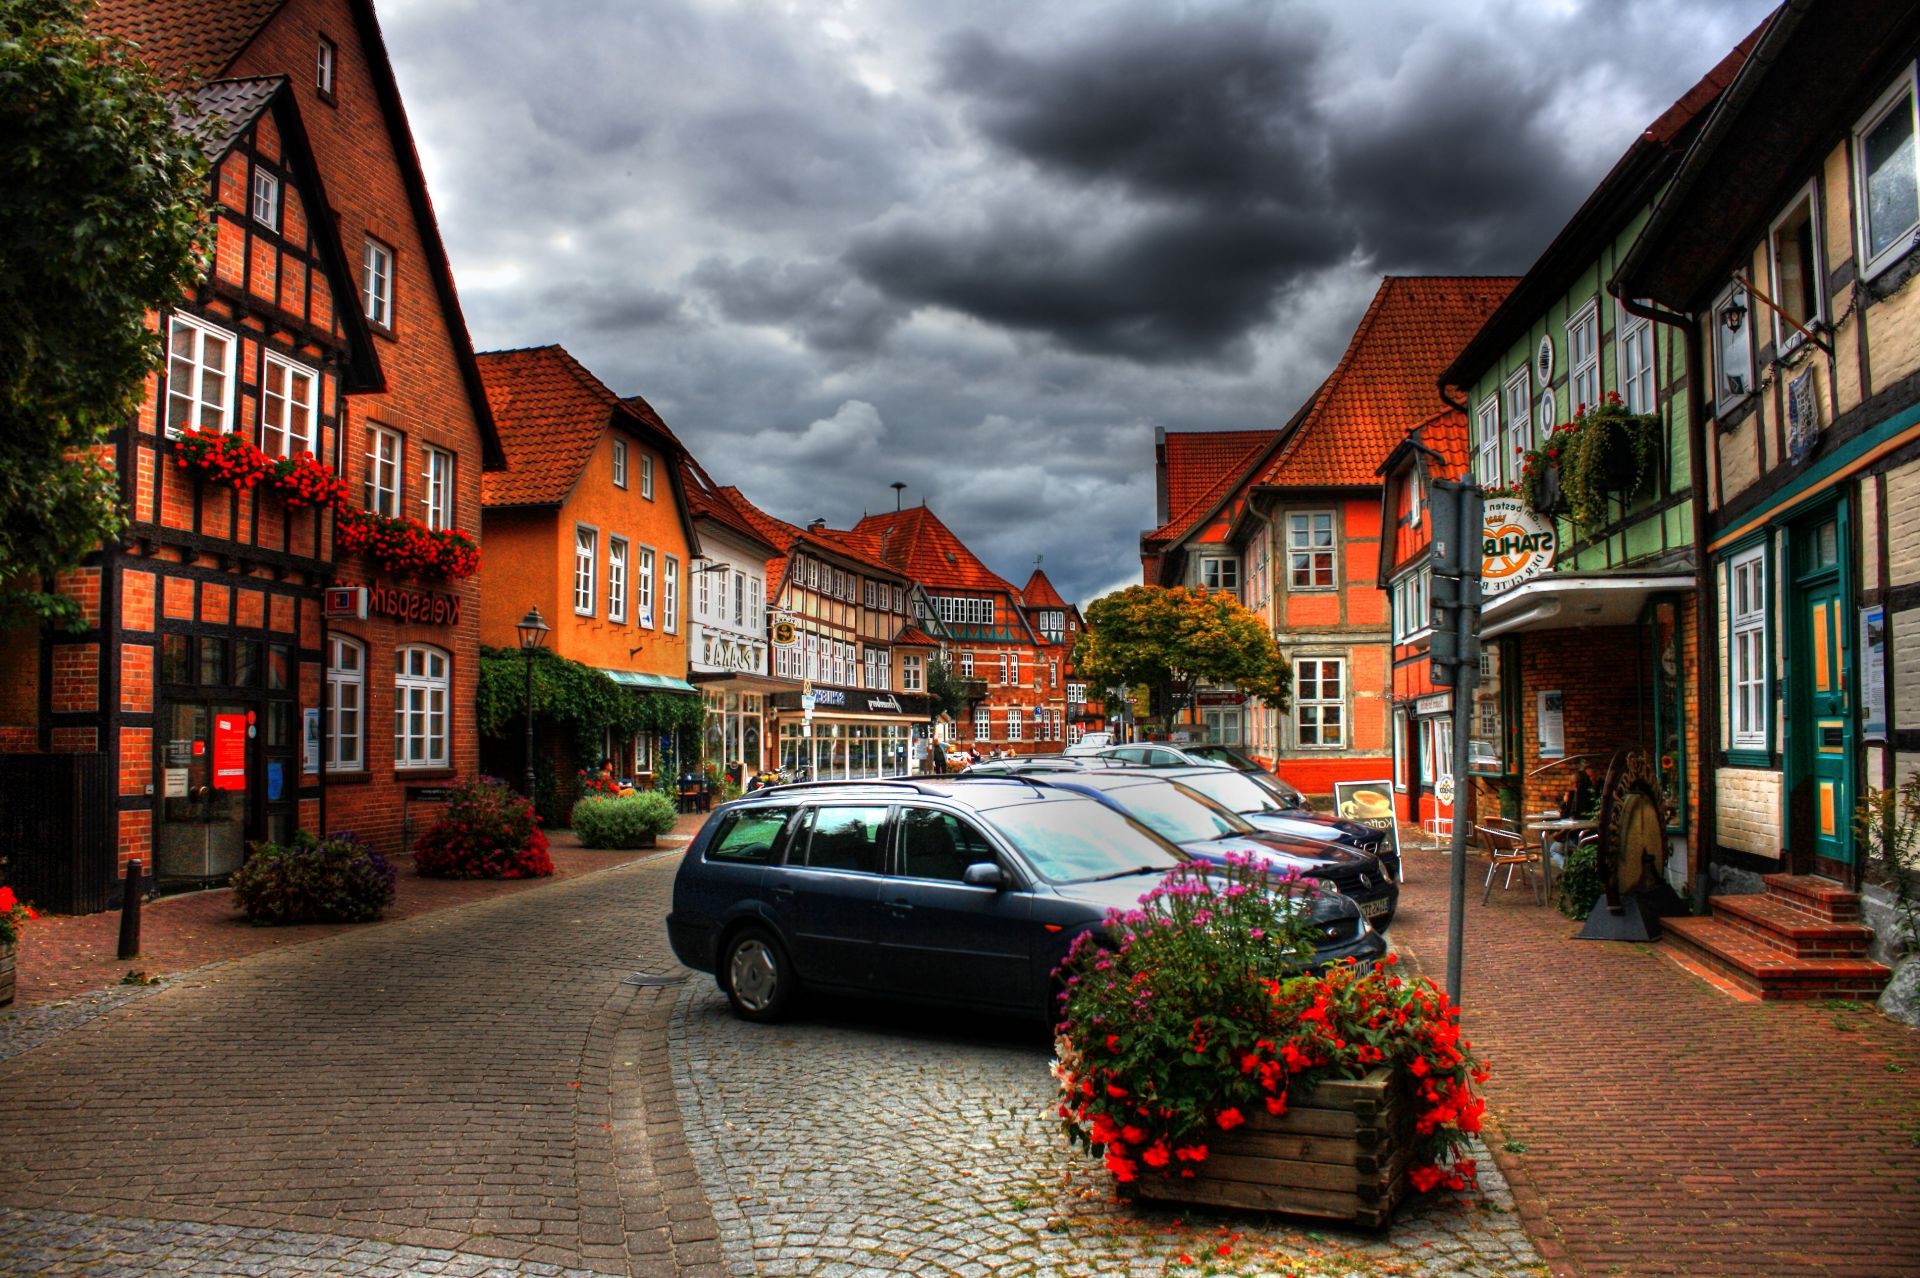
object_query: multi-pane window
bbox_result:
[934,596,995,625]
[394,645,449,769]
[1714,282,1754,411]
[697,563,713,619]
[423,445,454,530]
[1475,396,1501,487]
[1287,512,1335,589]
[364,425,401,515]
[316,36,336,96]
[1201,558,1240,592]
[1730,547,1768,749]
[574,526,597,615]
[260,353,318,457]
[1295,657,1346,748]
[1567,302,1600,414]
[959,650,974,678]
[1619,305,1655,414]
[612,438,628,488]
[749,577,762,629]
[1504,368,1533,466]
[733,571,745,627]
[1770,185,1825,349]
[902,654,923,691]
[1010,653,1022,686]
[1391,569,1430,643]
[607,537,628,623]
[973,706,991,740]
[251,168,279,229]
[640,453,655,499]
[637,546,656,624]
[363,237,393,327]
[1856,71,1920,279]
[166,314,236,435]
[1007,709,1023,742]
[664,556,679,632]
[326,635,364,770]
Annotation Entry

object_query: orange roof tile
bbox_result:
[720,488,902,579]
[1163,430,1272,525]
[478,346,637,507]
[893,625,941,647]
[1253,277,1516,490]
[1020,568,1069,610]
[679,456,777,554]
[92,0,287,83]
[1412,410,1470,479]
[850,507,1019,595]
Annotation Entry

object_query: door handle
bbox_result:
[771,885,794,900]
[885,899,914,917]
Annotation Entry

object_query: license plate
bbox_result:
[1359,897,1389,918]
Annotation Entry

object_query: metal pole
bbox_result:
[523,650,537,801]
[1446,630,1474,1006]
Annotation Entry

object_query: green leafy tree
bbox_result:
[1073,585,1289,727]
[1,0,210,626]
[924,652,966,724]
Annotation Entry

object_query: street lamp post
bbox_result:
[516,606,551,802]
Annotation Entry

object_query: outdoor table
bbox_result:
[1525,817,1598,902]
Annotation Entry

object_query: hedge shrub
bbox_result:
[413,778,553,879]
[572,791,679,849]
[230,831,396,925]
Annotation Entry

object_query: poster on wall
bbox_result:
[1536,690,1565,759]
[303,708,321,775]
[1332,779,1402,874]
[1863,605,1888,742]
[212,713,247,790]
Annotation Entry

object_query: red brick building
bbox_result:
[0,0,501,895]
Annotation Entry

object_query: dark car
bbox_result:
[666,778,1384,1023]
[1141,764,1400,880]
[1091,743,1308,808]
[1005,771,1398,928]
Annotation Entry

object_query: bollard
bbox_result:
[116,859,143,960]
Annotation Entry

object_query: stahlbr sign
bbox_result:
[1480,497,1556,596]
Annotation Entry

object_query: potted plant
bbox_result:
[1854,779,1920,1027]
[1053,854,1486,1224]
[0,884,38,1006]
[1553,395,1662,530]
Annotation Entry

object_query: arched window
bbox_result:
[326,635,365,770]
[395,644,449,769]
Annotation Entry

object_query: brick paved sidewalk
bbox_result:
[1390,839,1920,1278]
[7,813,709,1006]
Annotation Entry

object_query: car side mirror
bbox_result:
[962,862,1005,889]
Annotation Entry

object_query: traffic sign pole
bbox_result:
[1428,480,1484,1009]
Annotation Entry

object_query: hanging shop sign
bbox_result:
[1414,692,1452,717]
[323,585,369,620]
[213,713,247,790]
[1480,498,1557,596]
[336,581,462,626]
[771,615,799,648]
[772,688,929,718]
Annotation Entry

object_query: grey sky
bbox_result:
[383,0,1776,604]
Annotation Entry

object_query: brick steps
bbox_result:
[1660,876,1890,1002]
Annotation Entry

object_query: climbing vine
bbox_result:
[477,647,699,759]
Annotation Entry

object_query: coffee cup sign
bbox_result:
[1480,498,1556,595]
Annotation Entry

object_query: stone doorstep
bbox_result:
[1661,915,1891,1001]
[1711,893,1877,960]
[1760,873,1862,924]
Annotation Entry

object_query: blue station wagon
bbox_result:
[666,778,1385,1023]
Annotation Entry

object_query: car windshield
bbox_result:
[1185,744,1257,769]
[1175,769,1290,814]
[1099,780,1256,843]
[987,798,1187,883]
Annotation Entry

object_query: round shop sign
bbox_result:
[1480,497,1556,596]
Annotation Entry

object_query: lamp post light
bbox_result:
[516,606,551,801]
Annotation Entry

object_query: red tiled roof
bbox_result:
[477,346,635,507]
[850,506,1018,595]
[1161,430,1272,529]
[893,625,940,647]
[1644,17,1769,146]
[679,457,777,554]
[1253,276,1516,490]
[720,488,900,579]
[1020,568,1069,610]
[1413,410,1470,479]
[92,0,287,82]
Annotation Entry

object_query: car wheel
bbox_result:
[722,926,795,1022]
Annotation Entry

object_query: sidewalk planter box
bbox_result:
[0,940,15,1007]
[1135,1067,1412,1227]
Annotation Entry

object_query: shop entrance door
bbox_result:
[1788,509,1854,875]
[156,701,252,882]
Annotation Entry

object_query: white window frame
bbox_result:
[1391,567,1431,644]
[607,536,628,623]
[973,705,990,740]
[1007,709,1023,742]
[423,445,454,531]
[316,36,336,96]
[1854,66,1920,281]
[363,237,394,328]
[1287,511,1336,591]
[640,453,655,500]
[750,577,763,629]
[1474,395,1501,487]
[1566,299,1600,415]
[394,644,449,770]
[1200,557,1240,592]
[165,313,236,436]
[903,653,923,692]
[326,634,364,770]
[959,651,974,678]
[364,424,401,516]
[1729,545,1769,751]
[1768,180,1827,352]
[1504,367,1533,469]
[637,545,656,626]
[251,168,279,229]
[612,438,628,489]
[260,352,319,458]
[1618,302,1656,415]
[1713,281,1755,413]
[696,561,712,620]
[664,555,679,633]
[574,525,598,616]
[1295,656,1346,749]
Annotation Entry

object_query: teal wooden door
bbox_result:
[1788,511,1854,868]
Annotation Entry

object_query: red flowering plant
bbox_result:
[333,510,481,580]
[412,777,553,879]
[266,452,351,510]
[0,885,38,946]
[171,426,272,489]
[1053,852,1487,1196]
[1517,392,1661,530]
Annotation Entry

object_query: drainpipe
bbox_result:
[1614,289,1717,911]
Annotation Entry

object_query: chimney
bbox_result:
[807,518,827,533]
[1153,427,1170,525]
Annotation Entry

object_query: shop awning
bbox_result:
[1480,572,1696,639]
[688,669,793,694]
[598,670,699,694]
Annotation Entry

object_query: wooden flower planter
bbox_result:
[0,939,16,1007]
[1135,1068,1412,1227]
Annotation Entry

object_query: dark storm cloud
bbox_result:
[688,256,906,354]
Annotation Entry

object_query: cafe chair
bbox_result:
[1475,824,1544,906]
